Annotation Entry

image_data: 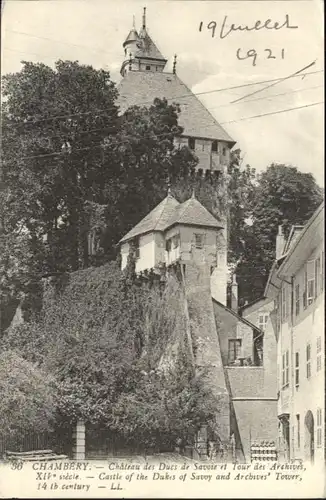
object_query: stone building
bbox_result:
[119,191,278,462]
[265,202,325,464]
[117,7,235,175]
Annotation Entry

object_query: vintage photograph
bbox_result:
[0,0,324,497]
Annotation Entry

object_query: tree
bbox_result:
[0,350,54,438]
[109,369,219,452]
[2,60,119,273]
[1,61,201,313]
[236,164,323,303]
[1,262,219,450]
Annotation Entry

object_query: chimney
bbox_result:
[276,225,285,259]
[231,273,238,312]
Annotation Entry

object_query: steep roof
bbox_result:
[123,27,139,47]
[117,71,235,143]
[135,33,167,61]
[119,193,222,244]
[167,195,222,229]
[213,298,261,333]
[119,193,180,243]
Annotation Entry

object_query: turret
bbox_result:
[120,19,140,77]
[120,8,167,77]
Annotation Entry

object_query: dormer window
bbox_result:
[212,140,218,153]
[188,137,195,150]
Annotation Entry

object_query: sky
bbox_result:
[1,0,324,185]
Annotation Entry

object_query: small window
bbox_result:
[222,147,227,155]
[258,313,269,332]
[146,65,151,70]
[282,351,289,388]
[172,235,180,249]
[194,234,204,249]
[166,239,172,252]
[295,352,299,387]
[307,260,315,305]
[296,414,300,448]
[228,339,242,364]
[211,140,218,152]
[306,343,311,379]
[295,283,300,316]
[188,137,195,150]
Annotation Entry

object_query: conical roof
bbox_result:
[123,27,139,47]
[166,196,222,229]
[119,193,180,243]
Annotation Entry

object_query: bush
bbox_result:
[0,350,55,438]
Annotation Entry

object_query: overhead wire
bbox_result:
[230,60,317,104]
[2,69,323,126]
[15,100,323,161]
[3,28,117,56]
[3,84,323,146]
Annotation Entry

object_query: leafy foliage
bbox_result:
[2,263,218,448]
[236,164,323,303]
[109,369,219,451]
[0,350,55,438]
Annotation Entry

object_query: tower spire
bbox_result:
[173,54,177,74]
[133,15,136,28]
[142,7,146,30]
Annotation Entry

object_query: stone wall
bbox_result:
[183,260,229,441]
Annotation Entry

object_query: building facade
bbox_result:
[240,297,275,338]
[119,190,228,305]
[117,8,235,174]
[265,202,325,464]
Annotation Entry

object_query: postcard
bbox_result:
[0,0,324,498]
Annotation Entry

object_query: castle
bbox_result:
[117,9,278,462]
[117,7,235,175]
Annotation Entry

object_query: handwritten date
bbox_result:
[199,15,298,39]
[236,48,285,66]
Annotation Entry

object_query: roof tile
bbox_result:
[119,194,222,244]
[117,71,235,143]
[167,196,222,229]
[135,33,166,61]
[119,193,180,243]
